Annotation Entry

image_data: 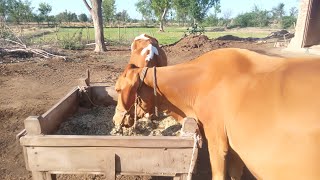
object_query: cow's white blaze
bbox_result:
[134,34,149,41]
[141,44,159,61]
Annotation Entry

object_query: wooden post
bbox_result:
[181,117,198,135]
[173,174,188,180]
[24,116,42,135]
[105,154,115,180]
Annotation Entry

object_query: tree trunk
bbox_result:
[83,0,106,52]
[159,7,168,32]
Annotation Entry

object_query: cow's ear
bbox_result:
[150,38,158,45]
[131,41,137,52]
[121,81,139,110]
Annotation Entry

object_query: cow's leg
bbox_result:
[205,127,229,180]
[227,148,244,180]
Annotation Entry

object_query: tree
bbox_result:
[289,7,298,17]
[0,0,6,18]
[135,0,154,23]
[102,0,115,25]
[83,0,106,52]
[115,10,130,24]
[233,7,271,28]
[6,0,33,24]
[222,9,232,27]
[55,10,78,24]
[172,0,190,26]
[38,2,52,26]
[136,0,170,31]
[272,3,285,24]
[188,0,219,24]
[281,15,296,29]
[79,13,89,22]
[150,0,171,31]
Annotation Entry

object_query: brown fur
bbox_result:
[114,48,320,180]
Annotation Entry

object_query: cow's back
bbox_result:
[225,56,320,179]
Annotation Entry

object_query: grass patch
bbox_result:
[28,26,269,46]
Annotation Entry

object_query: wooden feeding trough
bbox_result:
[16,76,202,180]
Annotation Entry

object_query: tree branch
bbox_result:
[82,0,92,12]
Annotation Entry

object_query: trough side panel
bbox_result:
[26,147,194,175]
[87,86,117,106]
[40,87,79,134]
[20,135,194,148]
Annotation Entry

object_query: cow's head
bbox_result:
[129,34,162,67]
[113,64,155,128]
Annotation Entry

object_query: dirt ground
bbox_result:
[0,35,281,180]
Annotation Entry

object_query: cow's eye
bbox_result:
[115,88,121,93]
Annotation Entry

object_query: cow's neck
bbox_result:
[144,64,199,121]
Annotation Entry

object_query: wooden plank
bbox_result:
[20,135,194,148]
[48,171,176,177]
[22,147,30,171]
[27,147,193,175]
[24,116,42,135]
[39,87,79,134]
[105,154,115,180]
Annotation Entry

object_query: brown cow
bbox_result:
[113,48,320,179]
[113,34,167,128]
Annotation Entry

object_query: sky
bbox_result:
[30,0,300,19]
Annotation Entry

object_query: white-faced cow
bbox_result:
[113,34,167,127]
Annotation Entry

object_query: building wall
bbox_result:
[303,0,320,47]
[288,0,311,48]
[289,0,320,48]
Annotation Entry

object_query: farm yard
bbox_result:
[2,0,320,179]
[1,25,292,180]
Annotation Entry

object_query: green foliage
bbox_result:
[38,2,52,25]
[202,14,219,26]
[38,2,51,17]
[271,3,285,22]
[78,13,89,22]
[172,0,219,24]
[150,0,171,20]
[188,0,219,23]
[59,29,85,50]
[187,23,204,35]
[135,0,154,22]
[55,10,78,24]
[6,0,34,24]
[115,10,130,24]
[233,7,270,28]
[289,7,298,17]
[233,12,256,27]
[281,16,296,29]
[102,0,116,23]
[172,0,189,23]
[0,0,6,17]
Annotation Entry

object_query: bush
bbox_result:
[233,10,270,28]
[59,28,85,50]
[281,16,297,29]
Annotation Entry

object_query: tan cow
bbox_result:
[113,48,320,179]
[113,34,167,128]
